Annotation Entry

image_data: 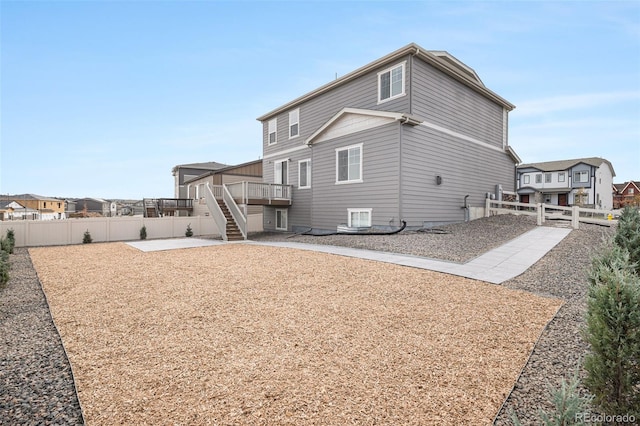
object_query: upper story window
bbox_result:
[298,159,310,189]
[289,109,299,139]
[268,118,277,145]
[336,143,363,184]
[378,62,405,103]
[558,172,566,182]
[523,175,530,184]
[545,173,552,183]
[574,171,589,183]
[535,174,542,184]
[629,188,635,195]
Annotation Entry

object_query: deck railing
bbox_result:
[205,183,228,241]
[158,198,193,210]
[223,185,247,239]
[223,182,292,205]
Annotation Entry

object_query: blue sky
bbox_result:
[1,0,639,199]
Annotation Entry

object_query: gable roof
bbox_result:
[257,42,515,122]
[10,193,61,202]
[305,108,422,146]
[0,200,24,210]
[517,157,616,176]
[183,159,263,184]
[614,181,640,194]
[171,161,229,174]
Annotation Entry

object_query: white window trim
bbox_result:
[377,61,406,104]
[558,172,566,182]
[275,209,288,231]
[274,158,289,185]
[523,175,530,185]
[574,171,589,183]
[347,208,372,227]
[335,143,363,185]
[268,118,277,146]
[545,173,552,183]
[298,159,311,189]
[289,109,300,139]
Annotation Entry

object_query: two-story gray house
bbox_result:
[516,157,615,209]
[255,43,520,232]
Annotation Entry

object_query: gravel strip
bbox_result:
[494,223,616,425]
[252,214,538,263]
[0,215,615,425]
[0,248,84,426]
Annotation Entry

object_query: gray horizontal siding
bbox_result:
[310,123,401,230]
[263,55,412,159]
[400,125,515,225]
[411,58,504,148]
[262,150,312,231]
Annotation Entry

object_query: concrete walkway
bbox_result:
[126,226,572,284]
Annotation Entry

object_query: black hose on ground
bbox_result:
[302,221,407,236]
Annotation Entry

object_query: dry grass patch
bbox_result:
[30,243,562,425]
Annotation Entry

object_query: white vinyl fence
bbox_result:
[0,213,265,248]
[0,216,220,248]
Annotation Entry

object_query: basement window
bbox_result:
[348,208,372,227]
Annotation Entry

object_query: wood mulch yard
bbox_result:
[30,242,562,425]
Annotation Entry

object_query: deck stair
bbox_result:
[143,198,160,218]
[216,200,244,241]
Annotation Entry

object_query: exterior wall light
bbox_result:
[436,175,443,185]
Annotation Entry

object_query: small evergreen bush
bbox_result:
[5,229,15,254]
[510,369,593,426]
[584,244,640,418]
[185,223,193,237]
[0,247,8,286]
[82,230,93,244]
[0,237,12,254]
[140,225,147,240]
[614,206,640,275]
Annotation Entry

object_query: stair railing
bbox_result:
[205,183,228,241]
[223,184,247,240]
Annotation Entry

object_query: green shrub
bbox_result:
[584,244,640,417]
[185,223,193,237]
[5,229,15,254]
[510,369,593,426]
[614,206,640,275]
[0,237,12,254]
[140,225,147,240]
[0,245,9,286]
[82,230,93,244]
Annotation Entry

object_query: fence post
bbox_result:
[485,198,490,217]
[572,206,580,229]
[536,203,543,226]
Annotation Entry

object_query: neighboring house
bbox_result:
[64,199,77,216]
[613,181,640,208]
[184,159,264,217]
[0,200,40,220]
[7,194,66,220]
[516,157,615,209]
[256,43,520,232]
[172,161,229,199]
[74,198,112,216]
